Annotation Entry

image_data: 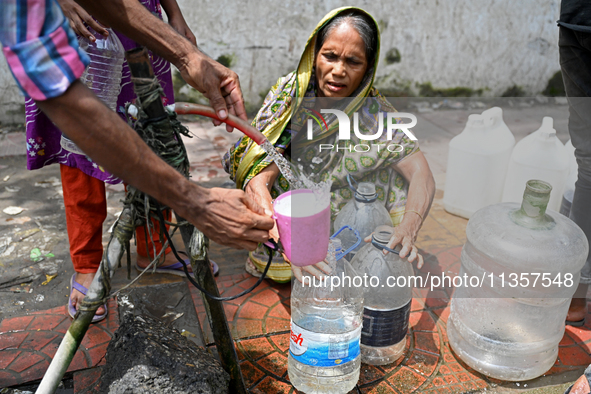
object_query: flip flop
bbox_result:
[566,318,586,327]
[135,256,219,277]
[564,364,591,393]
[177,250,219,277]
[68,274,108,323]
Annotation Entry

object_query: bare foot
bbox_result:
[568,298,587,323]
[570,373,590,394]
[71,272,106,316]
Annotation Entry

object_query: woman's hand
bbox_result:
[364,216,424,269]
[56,0,109,42]
[245,163,281,241]
[292,261,333,283]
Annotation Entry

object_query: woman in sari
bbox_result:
[223,7,435,282]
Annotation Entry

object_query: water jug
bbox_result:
[350,226,414,365]
[334,181,393,258]
[448,180,588,381]
[502,117,570,211]
[288,239,364,394]
[61,27,125,154]
[560,139,578,217]
[444,107,515,219]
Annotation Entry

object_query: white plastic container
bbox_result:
[502,117,570,211]
[448,180,588,381]
[288,239,364,394]
[444,107,515,219]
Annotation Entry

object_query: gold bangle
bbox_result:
[405,209,424,222]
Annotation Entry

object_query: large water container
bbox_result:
[350,226,414,365]
[61,28,125,154]
[288,239,364,394]
[334,182,393,258]
[502,117,570,211]
[444,107,515,219]
[560,139,578,217]
[448,180,588,381]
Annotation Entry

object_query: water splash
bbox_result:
[261,140,304,189]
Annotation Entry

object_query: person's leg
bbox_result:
[560,27,591,324]
[60,164,107,317]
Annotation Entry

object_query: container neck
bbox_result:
[509,180,555,230]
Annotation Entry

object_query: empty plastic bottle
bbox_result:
[61,27,125,154]
[334,180,393,258]
[350,226,414,365]
[288,239,364,394]
[502,117,570,212]
[448,180,588,381]
[444,107,515,219]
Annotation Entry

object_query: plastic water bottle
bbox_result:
[334,181,393,258]
[61,27,125,154]
[350,226,414,365]
[448,180,588,381]
[288,239,364,394]
[444,107,515,219]
[502,117,570,211]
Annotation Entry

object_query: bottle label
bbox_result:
[289,320,361,367]
[361,300,411,347]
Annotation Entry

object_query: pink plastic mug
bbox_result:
[273,190,331,267]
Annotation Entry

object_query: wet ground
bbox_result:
[1,101,590,393]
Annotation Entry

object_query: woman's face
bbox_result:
[315,22,369,98]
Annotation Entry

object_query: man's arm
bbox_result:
[36,80,273,250]
[75,0,246,129]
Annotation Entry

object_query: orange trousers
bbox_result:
[60,165,171,273]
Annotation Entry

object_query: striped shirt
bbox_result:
[0,0,90,101]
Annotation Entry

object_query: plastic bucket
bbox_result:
[273,189,330,267]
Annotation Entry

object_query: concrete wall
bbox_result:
[0,54,26,125]
[0,0,561,124]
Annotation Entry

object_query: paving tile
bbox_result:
[414,332,440,355]
[8,350,46,373]
[19,359,50,383]
[234,318,264,339]
[0,370,19,387]
[73,367,103,394]
[19,331,59,351]
[409,311,437,332]
[359,364,385,386]
[239,337,275,360]
[240,360,266,388]
[251,288,283,307]
[238,300,269,320]
[388,366,427,393]
[410,297,425,312]
[565,325,591,344]
[0,331,28,350]
[439,365,451,375]
[360,381,398,393]
[378,353,406,373]
[558,345,591,366]
[269,332,290,353]
[81,325,112,350]
[443,374,459,384]
[560,332,576,346]
[0,348,20,369]
[88,342,109,366]
[431,307,450,324]
[257,351,288,378]
[0,315,35,333]
[251,376,292,394]
[27,315,68,331]
[268,303,291,320]
[406,350,439,376]
[264,317,290,334]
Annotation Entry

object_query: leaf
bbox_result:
[30,248,42,262]
[42,274,58,286]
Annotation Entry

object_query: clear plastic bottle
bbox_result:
[448,180,589,381]
[334,182,393,258]
[61,27,125,154]
[350,226,414,365]
[288,239,364,394]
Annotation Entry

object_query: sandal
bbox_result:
[68,274,108,323]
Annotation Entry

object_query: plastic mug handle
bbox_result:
[331,225,361,261]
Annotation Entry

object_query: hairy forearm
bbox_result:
[75,0,196,69]
[36,81,204,218]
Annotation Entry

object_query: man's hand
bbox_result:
[56,0,109,42]
[189,187,274,251]
[178,52,247,132]
[245,163,281,241]
[168,15,196,45]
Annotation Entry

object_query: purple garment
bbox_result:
[23,0,174,184]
